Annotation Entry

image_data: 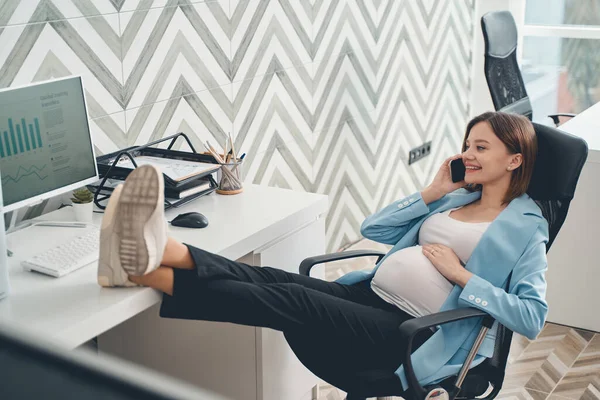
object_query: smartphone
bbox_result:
[450,158,466,183]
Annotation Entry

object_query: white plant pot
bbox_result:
[72,202,93,223]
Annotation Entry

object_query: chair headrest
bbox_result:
[500,99,533,121]
[481,11,518,58]
[528,123,588,201]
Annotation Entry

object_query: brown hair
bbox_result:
[463,111,537,204]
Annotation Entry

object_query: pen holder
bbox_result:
[216,160,243,195]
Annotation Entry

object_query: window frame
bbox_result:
[514,0,600,59]
[514,0,600,120]
[522,25,600,39]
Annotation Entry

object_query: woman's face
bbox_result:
[462,122,521,186]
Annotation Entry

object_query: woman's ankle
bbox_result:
[128,267,174,295]
[128,274,144,285]
[161,237,195,269]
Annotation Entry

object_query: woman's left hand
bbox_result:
[422,244,473,287]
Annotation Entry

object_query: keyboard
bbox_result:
[21,227,100,278]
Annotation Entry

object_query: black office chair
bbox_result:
[481,11,575,126]
[287,122,588,400]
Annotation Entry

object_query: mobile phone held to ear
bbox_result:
[450,158,466,183]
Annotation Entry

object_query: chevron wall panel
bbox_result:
[0,0,474,252]
[310,0,475,251]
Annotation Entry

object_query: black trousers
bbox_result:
[160,245,433,396]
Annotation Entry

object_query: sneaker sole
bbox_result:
[98,185,128,287]
[116,165,163,276]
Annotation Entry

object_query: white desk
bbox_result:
[0,184,328,400]
[546,103,600,333]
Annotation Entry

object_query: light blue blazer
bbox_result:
[336,188,549,391]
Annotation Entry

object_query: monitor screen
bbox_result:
[0,76,98,212]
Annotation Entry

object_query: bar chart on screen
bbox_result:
[0,110,55,206]
[0,117,44,158]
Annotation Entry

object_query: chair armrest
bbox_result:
[548,113,576,126]
[399,308,495,400]
[299,250,386,276]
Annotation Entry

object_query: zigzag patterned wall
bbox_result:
[0,0,474,252]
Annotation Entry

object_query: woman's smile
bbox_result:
[464,164,481,174]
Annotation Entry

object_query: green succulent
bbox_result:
[71,188,94,204]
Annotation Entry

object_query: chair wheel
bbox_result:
[426,388,449,400]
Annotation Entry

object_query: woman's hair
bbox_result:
[463,111,537,204]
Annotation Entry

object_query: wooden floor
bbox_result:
[316,239,600,400]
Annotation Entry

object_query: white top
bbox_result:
[0,185,328,349]
[371,207,490,317]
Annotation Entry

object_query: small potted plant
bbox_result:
[71,187,94,223]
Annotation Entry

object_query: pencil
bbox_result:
[229,132,237,162]
[206,141,225,164]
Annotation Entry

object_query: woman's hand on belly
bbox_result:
[422,244,474,288]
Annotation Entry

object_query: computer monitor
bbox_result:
[0,76,98,212]
[0,324,227,400]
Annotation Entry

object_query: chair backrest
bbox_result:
[528,123,589,248]
[481,11,533,120]
[474,122,588,394]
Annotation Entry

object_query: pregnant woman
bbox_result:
[97,111,548,396]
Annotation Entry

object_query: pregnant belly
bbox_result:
[371,246,455,314]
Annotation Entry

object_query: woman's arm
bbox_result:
[361,155,464,245]
[458,222,549,340]
[360,190,440,245]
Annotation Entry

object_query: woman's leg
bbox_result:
[135,244,433,396]
[132,239,394,312]
[161,272,414,347]
[159,237,195,269]
[284,327,433,397]
[127,237,191,293]
[158,274,433,396]
[132,247,433,397]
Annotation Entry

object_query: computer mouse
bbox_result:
[171,212,209,229]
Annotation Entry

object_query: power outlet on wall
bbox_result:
[408,141,432,165]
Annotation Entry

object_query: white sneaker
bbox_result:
[98,184,134,287]
[97,165,168,287]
